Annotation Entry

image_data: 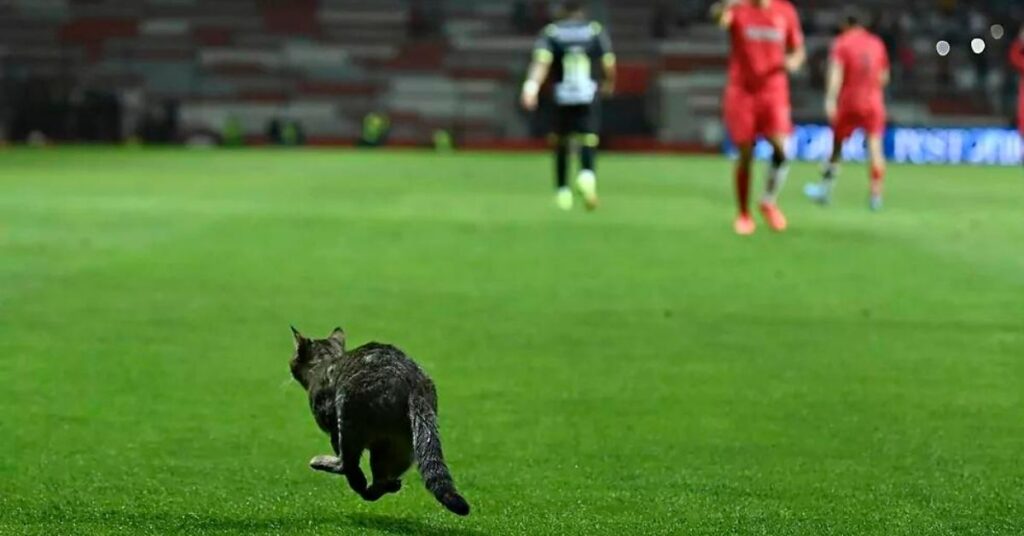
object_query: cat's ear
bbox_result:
[291,325,307,348]
[328,327,346,352]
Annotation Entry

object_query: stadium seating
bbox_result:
[1,0,1019,145]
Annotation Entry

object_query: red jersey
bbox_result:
[1011,37,1024,133]
[1012,37,1024,80]
[726,0,803,94]
[831,27,889,113]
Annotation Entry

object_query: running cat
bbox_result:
[289,326,470,516]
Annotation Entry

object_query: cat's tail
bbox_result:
[409,385,470,516]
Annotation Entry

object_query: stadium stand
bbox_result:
[0,0,1021,146]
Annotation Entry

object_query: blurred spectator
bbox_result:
[897,31,916,89]
[222,116,244,147]
[513,1,532,34]
[138,100,178,144]
[652,2,671,39]
[359,113,390,147]
[409,0,440,38]
[532,1,551,32]
[267,118,306,146]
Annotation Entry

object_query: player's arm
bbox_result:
[521,32,554,111]
[879,66,891,87]
[824,57,843,123]
[596,24,617,97]
[880,51,891,87]
[783,7,806,73]
[785,43,806,73]
[709,0,741,29]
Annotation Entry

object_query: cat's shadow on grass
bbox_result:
[22,509,485,536]
[346,512,485,536]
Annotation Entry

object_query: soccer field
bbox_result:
[1,148,1022,535]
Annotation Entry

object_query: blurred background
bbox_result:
[0,0,1022,161]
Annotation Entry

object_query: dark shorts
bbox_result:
[553,103,600,137]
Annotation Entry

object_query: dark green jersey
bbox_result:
[533,19,615,106]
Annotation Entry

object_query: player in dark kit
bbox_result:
[521,0,616,211]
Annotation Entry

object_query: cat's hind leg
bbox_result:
[363,443,407,501]
[341,441,369,497]
[328,391,369,497]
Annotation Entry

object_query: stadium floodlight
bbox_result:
[991,24,1005,40]
[936,40,951,57]
[971,38,986,55]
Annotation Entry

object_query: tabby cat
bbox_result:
[289,326,470,516]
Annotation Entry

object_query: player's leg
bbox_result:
[756,89,791,231]
[805,124,847,205]
[733,143,756,235]
[552,107,573,210]
[554,135,573,210]
[867,134,886,211]
[865,108,886,211]
[724,87,756,235]
[1018,94,1024,167]
[759,134,789,232]
[575,104,600,210]
[762,135,790,205]
[576,133,600,211]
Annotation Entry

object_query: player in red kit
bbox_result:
[1010,27,1024,154]
[712,0,805,235]
[804,9,890,211]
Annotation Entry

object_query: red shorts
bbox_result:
[723,86,792,145]
[833,107,886,141]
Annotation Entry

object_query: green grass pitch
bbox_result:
[1,147,1022,535]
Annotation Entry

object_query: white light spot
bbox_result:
[971,38,986,55]
[991,24,1005,40]
[936,40,951,57]
[363,355,374,364]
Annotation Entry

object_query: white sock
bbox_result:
[762,163,789,204]
[576,169,596,191]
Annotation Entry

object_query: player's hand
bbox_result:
[710,0,741,12]
[824,99,837,123]
[521,80,540,111]
[710,0,740,26]
[784,54,804,73]
[521,91,539,111]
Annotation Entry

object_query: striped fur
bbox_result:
[290,327,470,516]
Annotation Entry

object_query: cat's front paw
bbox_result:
[309,455,345,475]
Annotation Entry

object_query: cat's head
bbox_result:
[289,326,346,389]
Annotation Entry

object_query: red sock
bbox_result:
[735,165,751,216]
[870,165,884,196]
